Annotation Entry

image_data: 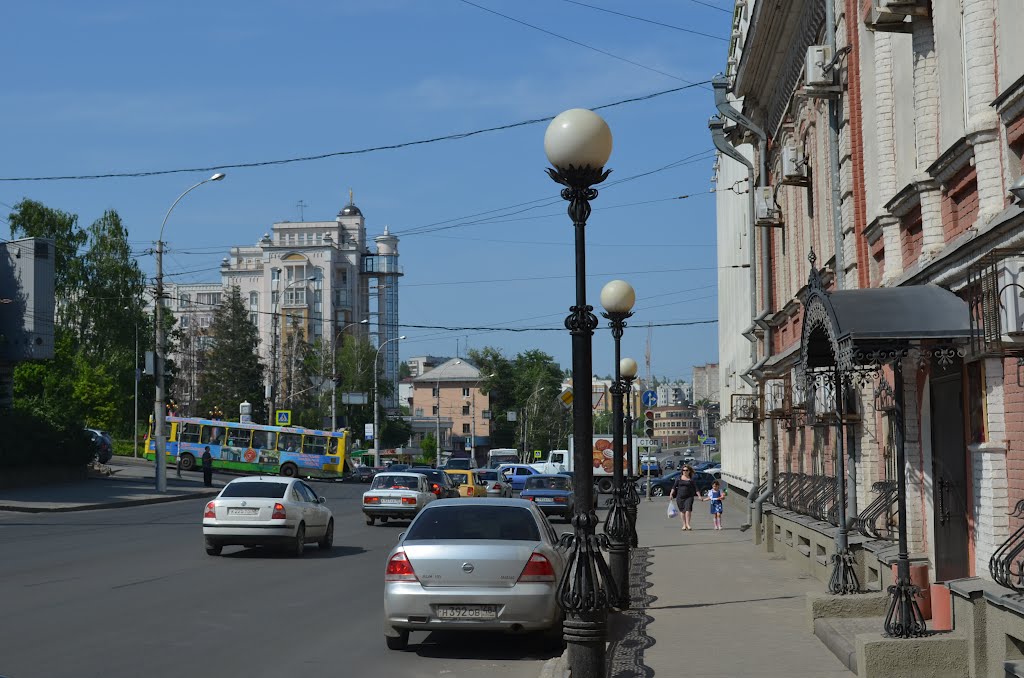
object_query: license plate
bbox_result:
[228,508,258,516]
[436,605,498,619]
[535,497,554,503]
[380,498,401,504]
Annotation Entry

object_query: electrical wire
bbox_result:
[558,0,727,41]
[456,0,699,84]
[0,82,709,182]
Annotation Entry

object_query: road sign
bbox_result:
[559,388,574,409]
[341,392,368,405]
[364,422,374,441]
[701,437,717,446]
[641,390,658,407]
[635,437,656,447]
[507,410,517,422]
[276,410,291,426]
[534,450,543,459]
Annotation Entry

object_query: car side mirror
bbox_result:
[398,532,406,541]
[318,496,327,504]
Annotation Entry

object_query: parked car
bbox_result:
[383,498,566,650]
[350,466,379,483]
[408,467,460,499]
[638,470,722,498]
[520,475,576,522]
[640,458,662,478]
[202,477,333,556]
[363,472,436,525]
[85,428,113,464]
[445,469,490,498]
[557,472,600,508]
[476,470,513,498]
[496,464,544,491]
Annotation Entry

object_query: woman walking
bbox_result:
[670,465,698,530]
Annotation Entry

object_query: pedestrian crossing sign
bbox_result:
[276,410,291,426]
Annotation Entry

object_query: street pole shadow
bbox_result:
[607,547,656,678]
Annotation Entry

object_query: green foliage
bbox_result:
[0,404,93,467]
[382,416,412,448]
[419,433,437,462]
[198,287,265,420]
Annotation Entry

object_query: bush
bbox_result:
[0,406,94,468]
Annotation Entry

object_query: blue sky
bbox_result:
[0,0,732,382]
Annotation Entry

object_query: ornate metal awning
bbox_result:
[800,251,973,375]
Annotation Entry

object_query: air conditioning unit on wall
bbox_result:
[994,256,1024,340]
[867,0,927,32]
[754,186,779,224]
[805,46,834,88]
[782,144,809,185]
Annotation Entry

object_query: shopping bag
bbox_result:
[667,501,679,519]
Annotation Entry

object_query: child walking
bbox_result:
[706,480,724,530]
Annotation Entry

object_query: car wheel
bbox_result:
[381,516,389,524]
[291,523,305,557]
[318,519,334,549]
[651,485,666,497]
[280,463,298,478]
[366,516,376,526]
[204,540,222,556]
[179,453,196,472]
[385,629,409,651]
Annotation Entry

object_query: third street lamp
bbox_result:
[601,279,635,608]
[544,107,615,677]
[620,356,639,546]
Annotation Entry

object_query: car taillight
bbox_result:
[272,503,287,519]
[517,553,556,582]
[364,496,380,504]
[554,497,567,503]
[492,483,502,490]
[524,495,535,501]
[401,497,416,505]
[204,502,216,519]
[466,486,474,496]
[385,551,418,581]
[431,483,441,495]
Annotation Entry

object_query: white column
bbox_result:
[911,18,945,259]
[963,0,1004,222]
[973,358,1009,578]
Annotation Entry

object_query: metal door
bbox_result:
[929,369,969,582]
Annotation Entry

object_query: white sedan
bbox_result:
[363,472,436,525]
[202,477,334,557]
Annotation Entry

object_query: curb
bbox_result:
[0,489,220,513]
[538,649,569,678]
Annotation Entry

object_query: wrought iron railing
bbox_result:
[853,480,898,540]
[990,499,1024,591]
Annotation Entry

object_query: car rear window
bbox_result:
[524,476,570,491]
[406,505,541,542]
[477,471,498,481]
[220,482,288,498]
[372,475,419,490]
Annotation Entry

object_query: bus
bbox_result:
[144,416,349,479]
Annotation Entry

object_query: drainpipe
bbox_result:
[713,76,776,539]
[824,1,845,288]
[709,115,759,529]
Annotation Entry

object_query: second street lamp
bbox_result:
[601,279,635,608]
[620,356,640,547]
[544,107,615,677]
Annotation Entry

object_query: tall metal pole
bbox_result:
[884,360,926,637]
[331,313,338,432]
[133,322,139,459]
[547,163,614,677]
[624,375,639,546]
[154,239,166,492]
[605,312,631,608]
[828,369,858,593]
[373,335,404,468]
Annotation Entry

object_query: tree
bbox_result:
[382,416,412,448]
[198,288,265,420]
[334,336,391,441]
[419,433,437,464]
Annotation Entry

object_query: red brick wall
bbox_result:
[941,165,980,242]
[900,206,924,269]
[847,0,870,289]
[1004,358,1024,512]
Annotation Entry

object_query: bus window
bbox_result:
[180,423,201,444]
[253,430,276,451]
[277,432,302,453]
[331,437,344,455]
[226,428,252,448]
[201,425,226,446]
[303,435,328,456]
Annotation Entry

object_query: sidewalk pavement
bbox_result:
[0,458,222,512]
[545,496,855,677]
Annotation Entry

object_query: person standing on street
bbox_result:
[670,465,698,530]
[202,446,213,487]
[705,480,724,530]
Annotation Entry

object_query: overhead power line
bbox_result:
[457,0,698,84]
[0,82,708,183]
[559,0,727,41]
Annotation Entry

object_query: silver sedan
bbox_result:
[383,498,566,650]
[202,477,334,557]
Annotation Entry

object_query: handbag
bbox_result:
[667,501,679,519]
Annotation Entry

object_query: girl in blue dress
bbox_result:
[706,480,724,530]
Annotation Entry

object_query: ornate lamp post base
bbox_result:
[884,576,928,638]
[828,549,861,595]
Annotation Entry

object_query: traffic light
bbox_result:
[644,410,655,438]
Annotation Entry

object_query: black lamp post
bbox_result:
[620,358,640,546]
[545,107,616,677]
[601,279,636,608]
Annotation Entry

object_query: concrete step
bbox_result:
[813,616,881,674]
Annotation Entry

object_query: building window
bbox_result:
[462,405,470,415]
[272,268,280,282]
[249,312,258,325]
[415,408,423,416]
[179,293,191,309]
[966,361,986,444]
[462,423,471,434]
[432,406,438,416]
[432,387,439,397]
[249,291,259,310]
[462,387,470,397]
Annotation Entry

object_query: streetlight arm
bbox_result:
[159,180,209,242]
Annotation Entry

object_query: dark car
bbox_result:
[408,467,460,499]
[640,470,721,498]
[351,466,379,483]
[85,428,113,464]
[387,464,411,473]
[520,474,576,522]
[557,471,600,509]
